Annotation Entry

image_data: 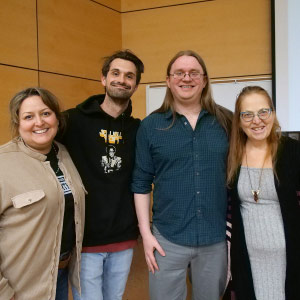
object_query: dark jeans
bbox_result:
[56,268,69,300]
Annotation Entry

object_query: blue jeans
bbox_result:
[56,268,69,300]
[72,248,133,300]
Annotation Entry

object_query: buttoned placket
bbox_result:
[43,160,65,289]
[180,115,204,222]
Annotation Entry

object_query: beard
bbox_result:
[106,81,134,101]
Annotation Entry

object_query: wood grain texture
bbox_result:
[39,72,104,110]
[0,66,38,145]
[122,0,208,12]
[0,0,37,69]
[92,0,121,12]
[131,84,147,120]
[122,0,271,84]
[38,0,121,80]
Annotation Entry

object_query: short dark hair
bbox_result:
[9,87,65,137]
[102,50,144,85]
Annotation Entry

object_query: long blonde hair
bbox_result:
[153,50,232,135]
[227,86,281,185]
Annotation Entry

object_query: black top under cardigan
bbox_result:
[229,136,300,300]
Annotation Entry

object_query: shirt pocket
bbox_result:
[11,190,45,208]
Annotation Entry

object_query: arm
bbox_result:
[0,188,14,300]
[134,193,165,274]
[0,256,14,299]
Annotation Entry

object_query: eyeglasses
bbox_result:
[240,108,273,122]
[169,71,205,80]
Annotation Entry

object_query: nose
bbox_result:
[35,115,44,126]
[182,73,192,81]
[117,73,125,83]
[252,114,261,124]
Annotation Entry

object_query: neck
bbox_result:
[100,94,129,118]
[246,139,269,152]
[174,101,201,130]
[174,100,201,117]
[244,139,272,168]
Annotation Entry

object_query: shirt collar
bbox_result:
[164,108,208,120]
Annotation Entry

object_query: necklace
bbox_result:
[52,144,60,174]
[245,151,266,203]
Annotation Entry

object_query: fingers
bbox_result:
[155,242,166,258]
[145,251,157,274]
[142,234,165,274]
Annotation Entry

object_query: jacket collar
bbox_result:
[16,137,59,162]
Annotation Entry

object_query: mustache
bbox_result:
[111,81,131,90]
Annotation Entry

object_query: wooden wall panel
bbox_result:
[0,0,37,69]
[123,240,149,300]
[38,0,121,80]
[122,0,271,84]
[131,84,147,119]
[0,66,38,145]
[39,73,104,110]
[93,0,121,11]
[122,0,207,12]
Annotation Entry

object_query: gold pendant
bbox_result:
[251,190,259,202]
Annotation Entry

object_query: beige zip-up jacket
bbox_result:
[0,138,85,300]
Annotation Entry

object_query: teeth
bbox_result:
[34,129,48,134]
[181,85,193,88]
[253,127,264,131]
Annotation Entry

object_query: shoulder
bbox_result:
[140,112,167,127]
[0,139,20,155]
[216,104,233,116]
[63,107,80,122]
[56,141,72,160]
[127,116,141,129]
[55,141,67,152]
[276,136,300,171]
[278,136,300,155]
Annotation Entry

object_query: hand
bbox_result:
[142,232,165,274]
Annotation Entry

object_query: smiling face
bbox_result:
[101,58,138,101]
[18,95,59,154]
[239,92,275,144]
[166,55,207,106]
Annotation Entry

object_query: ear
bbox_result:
[166,76,171,88]
[203,76,207,88]
[101,75,106,87]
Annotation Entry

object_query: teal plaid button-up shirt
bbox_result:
[132,109,229,246]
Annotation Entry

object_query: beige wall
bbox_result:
[0,1,271,299]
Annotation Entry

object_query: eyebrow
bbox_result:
[173,68,201,72]
[110,68,136,76]
[20,108,50,115]
[241,108,270,112]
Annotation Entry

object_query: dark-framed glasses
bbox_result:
[169,71,205,80]
[240,108,273,122]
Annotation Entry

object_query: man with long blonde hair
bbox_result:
[132,50,231,300]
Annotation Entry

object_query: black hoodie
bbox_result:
[61,94,140,246]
